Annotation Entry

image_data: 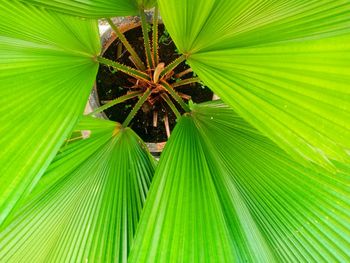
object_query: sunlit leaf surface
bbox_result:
[0,0,100,224]
[1,1,349,261]
[20,0,157,18]
[129,101,350,262]
[0,117,155,262]
[159,0,350,169]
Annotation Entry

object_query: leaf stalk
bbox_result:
[161,93,181,119]
[160,80,190,112]
[160,55,186,78]
[123,88,152,127]
[88,91,143,116]
[173,77,201,88]
[140,9,154,69]
[152,8,159,66]
[107,18,146,71]
[97,56,150,82]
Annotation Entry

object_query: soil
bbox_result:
[96,24,213,143]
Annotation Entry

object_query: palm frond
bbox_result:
[20,0,157,18]
[137,0,157,9]
[0,0,100,224]
[129,101,350,262]
[158,0,350,170]
[0,117,156,263]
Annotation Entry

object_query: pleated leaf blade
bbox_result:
[0,117,156,263]
[0,1,100,224]
[129,101,350,262]
[158,0,350,170]
[20,0,157,18]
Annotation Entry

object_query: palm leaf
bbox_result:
[137,0,157,9]
[0,1,100,224]
[0,117,156,262]
[20,0,156,18]
[129,101,350,262]
[158,0,350,170]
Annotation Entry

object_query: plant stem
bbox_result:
[152,7,159,66]
[140,9,154,69]
[97,56,150,81]
[160,80,190,112]
[65,135,84,143]
[161,93,181,119]
[153,110,158,127]
[107,18,146,71]
[173,77,201,88]
[88,91,143,116]
[117,42,123,59]
[175,68,192,78]
[164,112,171,138]
[160,54,186,78]
[123,88,152,127]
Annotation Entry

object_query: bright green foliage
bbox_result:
[1,0,349,262]
[137,0,157,9]
[0,117,155,263]
[158,0,350,170]
[129,101,350,262]
[20,0,156,18]
[0,1,100,224]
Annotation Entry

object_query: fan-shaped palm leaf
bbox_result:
[0,0,100,224]
[0,117,155,262]
[129,101,350,262]
[158,0,350,170]
[1,1,349,261]
[19,0,156,18]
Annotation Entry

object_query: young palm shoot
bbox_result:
[153,62,165,83]
[96,11,206,138]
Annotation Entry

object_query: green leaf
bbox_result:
[20,0,157,18]
[0,1,100,224]
[159,0,350,169]
[129,101,350,262]
[0,117,156,262]
[137,0,157,9]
